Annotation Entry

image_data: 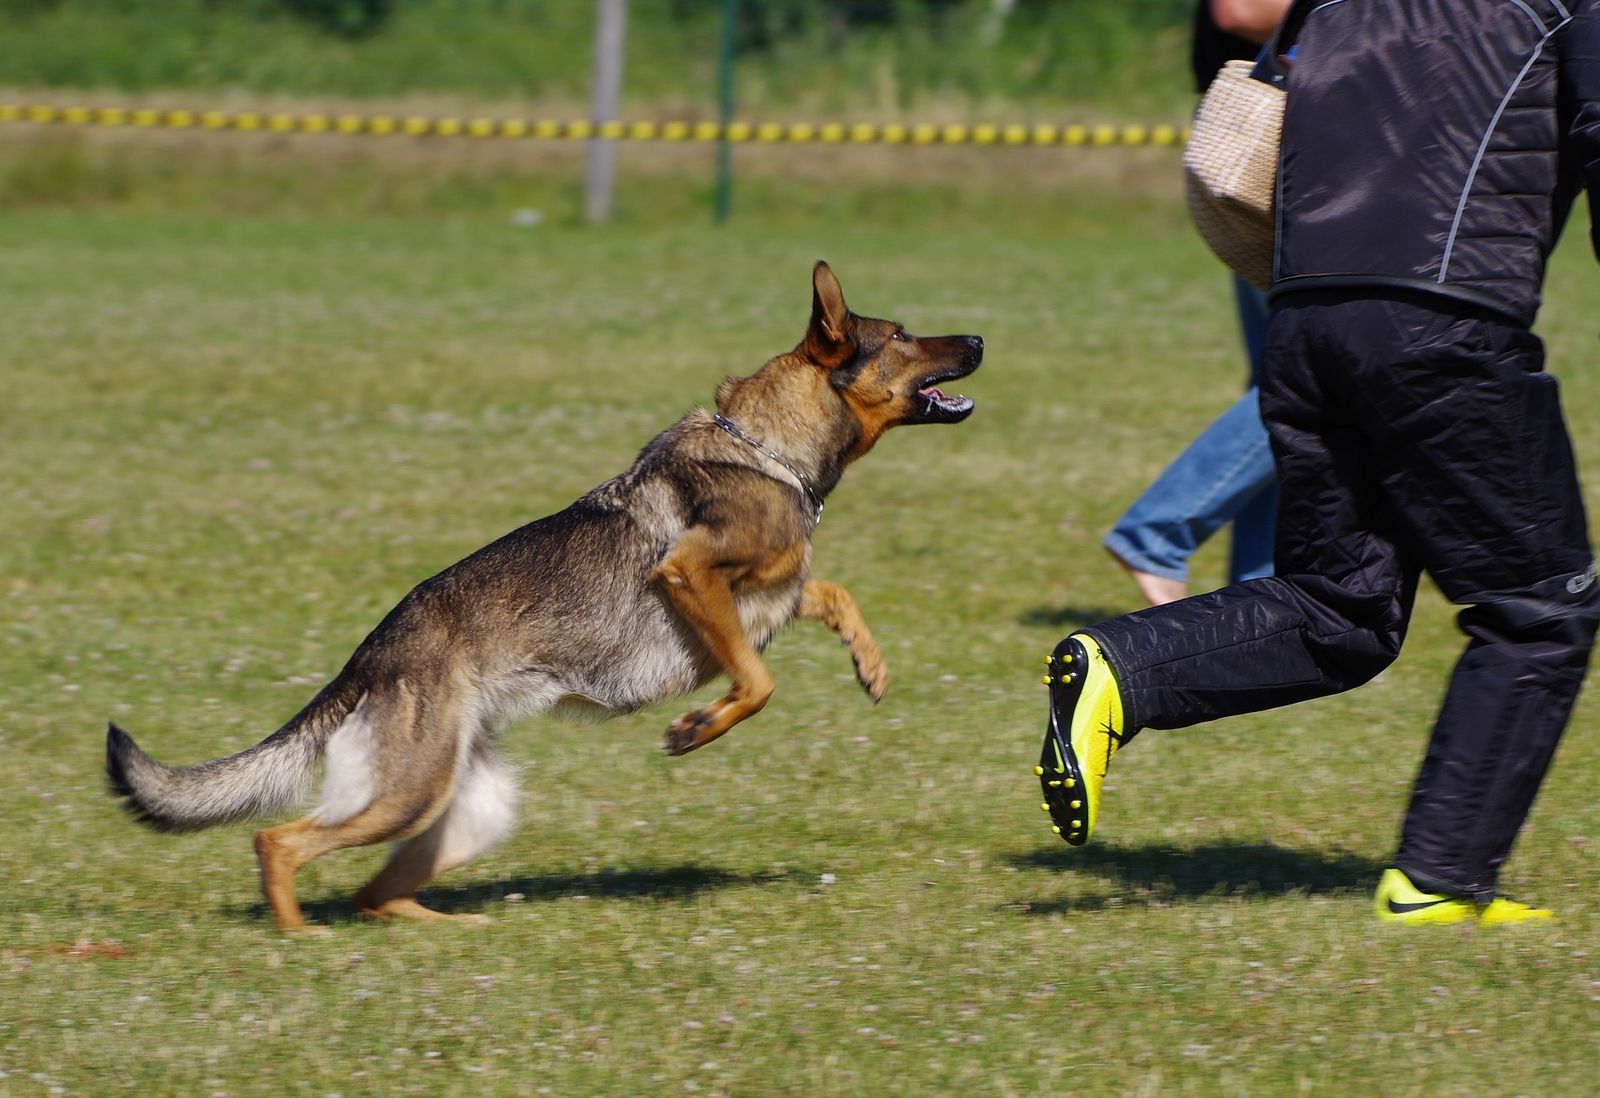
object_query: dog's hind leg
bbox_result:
[798,579,888,701]
[254,686,470,932]
[352,744,517,924]
[255,804,424,933]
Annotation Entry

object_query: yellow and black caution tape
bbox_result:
[0,103,1187,147]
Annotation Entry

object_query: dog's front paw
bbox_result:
[664,709,715,756]
[853,647,889,703]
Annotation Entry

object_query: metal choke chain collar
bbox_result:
[713,413,824,527]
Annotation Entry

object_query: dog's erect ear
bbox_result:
[804,261,855,368]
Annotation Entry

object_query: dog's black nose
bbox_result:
[965,335,984,359]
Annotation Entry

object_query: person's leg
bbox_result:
[1233,275,1271,381]
[1041,299,1419,841]
[1106,277,1279,600]
[1104,388,1278,603]
[1227,479,1278,582]
[1228,278,1278,583]
[1359,307,1600,902]
[1092,297,1421,731]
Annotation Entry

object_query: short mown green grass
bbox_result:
[4,146,1600,1095]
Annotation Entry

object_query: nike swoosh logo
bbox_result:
[1387,897,1452,914]
[1049,738,1066,774]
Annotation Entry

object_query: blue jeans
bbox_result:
[1104,278,1278,583]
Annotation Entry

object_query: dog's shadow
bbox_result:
[1007,840,1384,914]
[234,862,795,927]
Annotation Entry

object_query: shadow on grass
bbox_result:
[1006,840,1383,914]
[1018,604,1132,631]
[233,862,796,927]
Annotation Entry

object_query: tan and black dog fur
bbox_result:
[105,261,982,931]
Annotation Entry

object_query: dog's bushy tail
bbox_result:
[105,679,360,832]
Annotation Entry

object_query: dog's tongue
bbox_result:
[919,385,947,400]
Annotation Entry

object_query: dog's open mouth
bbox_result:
[916,384,975,422]
[902,336,982,425]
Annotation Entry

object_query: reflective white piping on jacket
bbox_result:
[1508,0,1565,29]
[1510,0,1574,25]
[1438,5,1572,283]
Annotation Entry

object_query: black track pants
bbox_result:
[1086,294,1598,899]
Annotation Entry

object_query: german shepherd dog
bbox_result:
[105,262,982,931]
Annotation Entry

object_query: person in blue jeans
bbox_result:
[1104,279,1276,605]
[1103,0,1289,606]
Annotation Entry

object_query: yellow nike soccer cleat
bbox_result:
[1035,633,1126,846]
[1373,868,1555,927]
[1476,897,1556,927]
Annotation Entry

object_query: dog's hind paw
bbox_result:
[282,923,335,939]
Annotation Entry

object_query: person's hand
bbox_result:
[1210,0,1295,44]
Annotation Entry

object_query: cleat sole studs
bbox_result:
[1032,765,1044,776]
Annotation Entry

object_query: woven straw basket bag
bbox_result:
[1182,58,1284,291]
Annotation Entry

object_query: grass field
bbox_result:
[4,134,1600,1095]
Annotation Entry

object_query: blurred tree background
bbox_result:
[0,0,1197,119]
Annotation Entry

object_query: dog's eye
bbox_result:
[890,329,908,341]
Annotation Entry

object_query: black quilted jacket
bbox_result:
[1270,0,1600,325]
